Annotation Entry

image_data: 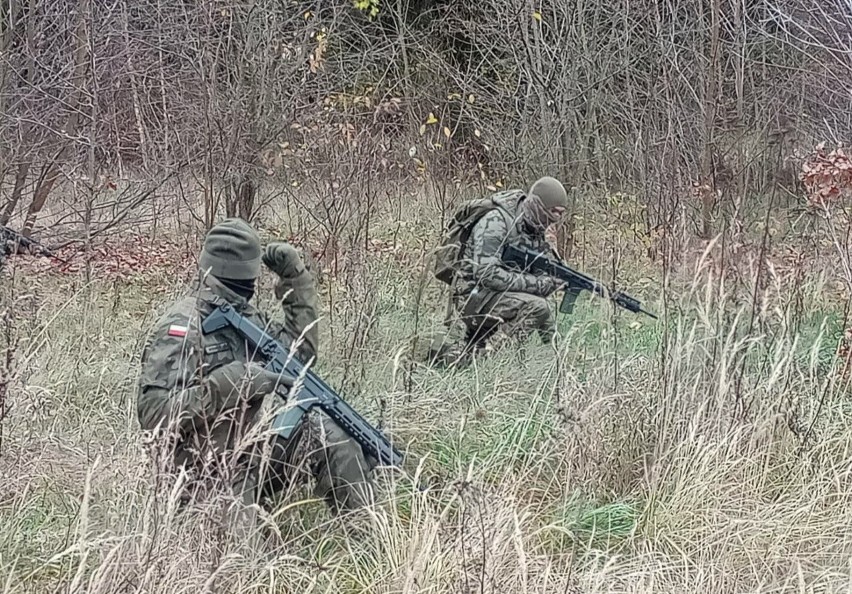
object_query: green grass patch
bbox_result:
[539,492,641,555]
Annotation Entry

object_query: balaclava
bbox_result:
[520,176,568,232]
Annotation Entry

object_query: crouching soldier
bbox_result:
[430,177,569,364]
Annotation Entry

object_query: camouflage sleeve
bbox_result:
[272,267,319,363]
[136,310,274,433]
[470,211,556,296]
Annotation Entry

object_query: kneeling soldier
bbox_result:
[136,218,373,541]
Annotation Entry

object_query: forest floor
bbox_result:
[1,202,851,594]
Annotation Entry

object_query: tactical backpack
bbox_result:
[433,190,523,285]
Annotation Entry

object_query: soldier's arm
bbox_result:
[136,313,286,433]
[470,211,557,296]
[272,265,319,363]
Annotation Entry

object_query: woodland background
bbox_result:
[3,0,849,252]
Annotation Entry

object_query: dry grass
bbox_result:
[1,224,851,594]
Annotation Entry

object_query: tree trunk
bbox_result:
[122,0,150,169]
[23,162,61,237]
[0,162,30,226]
[22,0,91,236]
[0,0,21,186]
[236,177,255,221]
[0,0,26,216]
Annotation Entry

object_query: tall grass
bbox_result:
[1,239,851,594]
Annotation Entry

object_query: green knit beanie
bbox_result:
[529,176,568,210]
[199,218,261,280]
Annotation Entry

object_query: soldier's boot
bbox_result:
[459,323,497,362]
[427,326,487,370]
[427,332,464,368]
[227,471,265,554]
[538,324,557,345]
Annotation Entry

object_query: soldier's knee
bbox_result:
[522,296,552,324]
[316,416,373,478]
[312,416,374,512]
[318,415,352,449]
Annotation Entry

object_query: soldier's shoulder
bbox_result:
[475,204,514,234]
[144,296,200,341]
[157,294,197,321]
[160,294,196,315]
[139,299,199,369]
[491,189,524,210]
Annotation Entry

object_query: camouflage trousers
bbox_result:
[455,288,555,349]
[258,409,375,513]
[145,396,374,544]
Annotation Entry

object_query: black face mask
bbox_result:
[218,276,256,301]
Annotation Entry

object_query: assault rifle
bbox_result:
[1,225,65,262]
[201,301,404,468]
[502,244,657,319]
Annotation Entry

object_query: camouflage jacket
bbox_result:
[455,190,558,298]
[136,269,318,437]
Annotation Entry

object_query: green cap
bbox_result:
[529,176,568,210]
[199,218,261,280]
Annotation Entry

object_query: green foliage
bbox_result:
[352,0,380,19]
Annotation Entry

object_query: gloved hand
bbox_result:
[207,361,294,411]
[536,276,564,297]
[245,363,294,398]
[262,242,305,279]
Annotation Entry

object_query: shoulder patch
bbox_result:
[168,324,188,337]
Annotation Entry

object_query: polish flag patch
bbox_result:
[167,324,188,337]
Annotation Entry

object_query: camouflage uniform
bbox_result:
[453,189,564,350]
[137,220,373,541]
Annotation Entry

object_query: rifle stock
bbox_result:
[200,302,404,468]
